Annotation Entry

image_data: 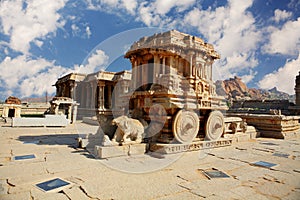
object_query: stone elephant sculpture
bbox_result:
[111,116,144,145]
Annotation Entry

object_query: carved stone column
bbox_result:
[90,82,96,109]
[69,81,75,99]
[153,54,159,81]
[169,56,174,75]
[72,104,78,124]
[85,83,90,108]
[189,53,194,79]
[131,56,137,90]
[107,85,112,109]
[162,56,166,74]
[54,103,59,114]
[98,82,105,110]
[79,83,85,108]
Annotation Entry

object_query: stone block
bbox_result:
[44,115,69,127]
[150,139,232,154]
[12,115,68,127]
[94,144,146,159]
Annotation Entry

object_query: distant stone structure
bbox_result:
[226,71,300,138]
[54,70,131,132]
[48,97,78,124]
[54,73,86,99]
[2,96,22,118]
[51,73,85,123]
[5,96,21,105]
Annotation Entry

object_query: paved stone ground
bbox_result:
[0,121,299,199]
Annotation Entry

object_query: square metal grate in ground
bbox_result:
[36,178,70,192]
[272,152,289,158]
[202,169,230,179]
[252,161,277,168]
[14,154,36,160]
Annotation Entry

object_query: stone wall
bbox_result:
[12,115,69,127]
[231,100,290,110]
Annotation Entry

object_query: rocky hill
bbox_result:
[215,76,295,102]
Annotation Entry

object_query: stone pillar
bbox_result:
[2,107,8,117]
[69,82,74,99]
[133,59,137,89]
[153,54,159,81]
[90,82,96,109]
[67,105,72,122]
[107,85,112,109]
[162,56,166,74]
[189,53,194,79]
[85,84,90,108]
[72,104,78,123]
[54,103,59,114]
[210,61,213,81]
[178,57,183,74]
[204,64,207,79]
[169,56,174,75]
[98,82,105,110]
[79,83,84,108]
[296,71,300,106]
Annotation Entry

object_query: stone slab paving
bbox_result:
[0,122,299,199]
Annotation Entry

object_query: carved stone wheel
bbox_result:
[205,111,225,141]
[172,110,200,143]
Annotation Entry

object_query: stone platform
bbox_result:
[94,144,147,159]
[1,123,300,199]
[149,139,232,154]
[227,113,300,139]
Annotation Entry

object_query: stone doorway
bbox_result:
[8,109,15,117]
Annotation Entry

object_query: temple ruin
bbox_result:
[2,96,22,118]
[53,30,299,157]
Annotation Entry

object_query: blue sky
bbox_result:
[0,0,299,100]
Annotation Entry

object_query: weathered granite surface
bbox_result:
[0,121,299,199]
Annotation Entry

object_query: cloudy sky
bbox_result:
[0,0,299,100]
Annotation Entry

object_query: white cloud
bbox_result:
[19,66,69,97]
[263,17,300,55]
[154,0,196,15]
[74,50,109,74]
[86,0,195,27]
[86,26,92,38]
[138,2,162,27]
[0,0,67,54]
[121,0,137,14]
[71,24,79,33]
[0,55,68,97]
[240,70,257,84]
[34,40,43,48]
[86,0,138,14]
[184,0,261,81]
[273,9,292,23]
[258,54,300,94]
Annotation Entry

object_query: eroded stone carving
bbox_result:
[111,116,144,145]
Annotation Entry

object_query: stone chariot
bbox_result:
[116,30,228,144]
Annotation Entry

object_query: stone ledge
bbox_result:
[149,139,232,154]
